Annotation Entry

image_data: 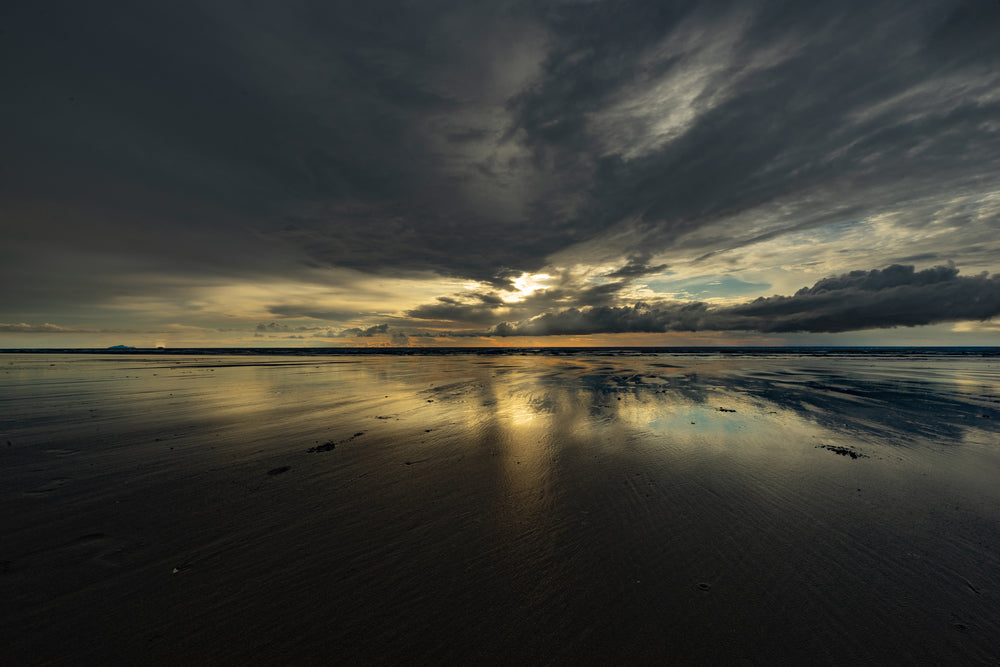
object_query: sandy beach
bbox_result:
[2,351,999,664]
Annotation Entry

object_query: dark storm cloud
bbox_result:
[725,264,1000,333]
[509,0,1000,265]
[489,303,707,337]
[2,0,998,327]
[488,265,1000,335]
[406,299,506,325]
[604,253,669,279]
[1,0,558,293]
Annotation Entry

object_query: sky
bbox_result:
[2,0,999,348]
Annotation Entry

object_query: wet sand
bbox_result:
[2,351,999,664]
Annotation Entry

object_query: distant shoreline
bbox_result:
[2,346,999,357]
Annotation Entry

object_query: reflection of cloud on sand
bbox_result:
[405,354,999,454]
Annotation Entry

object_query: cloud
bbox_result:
[266,306,362,322]
[0,322,83,333]
[256,321,290,332]
[489,265,1000,335]
[511,1,1000,272]
[725,264,1000,333]
[254,321,331,332]
[406,298,507,325]
[2,2,998,344]
[604,253,669,279]
[337,323,389,338]
[8,2,995,287]
[403,264,650,329]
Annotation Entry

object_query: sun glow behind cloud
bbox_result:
[502,273,554,303]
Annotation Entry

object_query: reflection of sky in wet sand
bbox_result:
[5,352,998,505]
[3,352,1000,664]
[392,353,1000,452]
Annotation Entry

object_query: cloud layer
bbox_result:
[2,1,998,344]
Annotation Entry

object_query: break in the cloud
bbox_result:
[1,1,998,346]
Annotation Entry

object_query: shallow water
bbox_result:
[2,352,999,664]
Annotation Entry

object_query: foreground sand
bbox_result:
[2,351,999,664]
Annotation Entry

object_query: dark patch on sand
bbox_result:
[308,431,365,453]
[404,458,430,466]
[267,466,291,476]
[818,444,868,459]
[717,407,737,413]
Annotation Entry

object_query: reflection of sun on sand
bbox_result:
[493,389,547,474]
[476,377,558,536]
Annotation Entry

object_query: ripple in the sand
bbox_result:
[24,478,73,495]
